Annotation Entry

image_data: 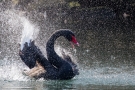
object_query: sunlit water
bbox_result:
[0,9,135,90]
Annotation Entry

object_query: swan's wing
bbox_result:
[19,40,54,69]
[19,40,43,69]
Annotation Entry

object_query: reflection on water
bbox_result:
[1,79,135,90]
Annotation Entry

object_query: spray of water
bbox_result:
[20,17,39,50]
[0,10,39,81]
[1,9,135,86]
[20,19,34,50]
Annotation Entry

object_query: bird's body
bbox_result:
[19,30,79,80]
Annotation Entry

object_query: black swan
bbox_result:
[19,30,79,80]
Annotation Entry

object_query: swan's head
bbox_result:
[63,30,79,47]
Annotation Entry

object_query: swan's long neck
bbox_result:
[46,31,62,51]
[46,31,65,67]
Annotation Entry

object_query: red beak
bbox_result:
[71,36,79,48]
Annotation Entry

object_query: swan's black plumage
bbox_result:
[19,30,79,80]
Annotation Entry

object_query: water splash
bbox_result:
[0,57,29,81]
[1,9,135,87]
[20,17,39,50]
[0,9,39,81]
